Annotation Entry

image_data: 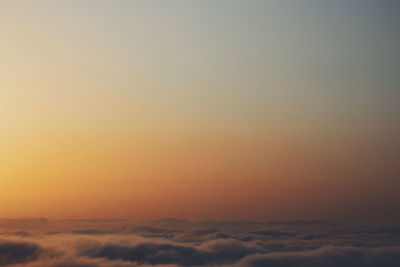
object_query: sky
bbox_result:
[0,0,399,223]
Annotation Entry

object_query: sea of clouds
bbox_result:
[0,218,399,266]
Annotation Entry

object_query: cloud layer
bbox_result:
[0,219,399,266]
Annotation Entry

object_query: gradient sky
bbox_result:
[0,0,399,223]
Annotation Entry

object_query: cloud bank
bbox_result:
[0,219,399,266]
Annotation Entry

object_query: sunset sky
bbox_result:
[0,0,399,223]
